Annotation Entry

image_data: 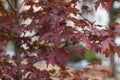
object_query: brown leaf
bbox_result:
[67,7,78,15]
[110,22,120,27]
[82,5,90,12]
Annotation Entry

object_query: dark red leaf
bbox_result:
[40,32,61,46]
[72,46,85,56]
[45,47,66,68]
[80,33,92,49]
[99,38,116,57]
[94,0,111,11]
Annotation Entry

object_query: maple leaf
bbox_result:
[90,28,109,36]
[40,32,61,46]
[24,0,35,5]
[79,33,92,49]
[0,58,17,79]
[0,0,119,79]
[72,46,85,56]
[66,7,78,15]
[67,17,89,27]
[99,38,116,57]
[60,31,70,40]
[44,47,66,68]
[91,43,99,52]
[82,5,90,12]
[11,24,23,35]
[28,70,50,80]
[94,0,111,11]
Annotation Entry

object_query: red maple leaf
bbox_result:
[94,0,111,11]
[40,32,61,46]
[72,46,85,56]
[99,38,116,57]
[44,47,66,68]
[79,33,92,49]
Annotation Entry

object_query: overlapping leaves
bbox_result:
[0,0,119,80]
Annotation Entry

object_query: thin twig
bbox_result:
[6,0,16,12]
[79,13,94,26]
[0,27,10,37]
[0,3,14,23]
[0,27,18,38]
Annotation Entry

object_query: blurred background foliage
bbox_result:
[67,49,98,62]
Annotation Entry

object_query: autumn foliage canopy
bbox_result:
[0,0,120,80]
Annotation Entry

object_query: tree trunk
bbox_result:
[109,53,116,77]
[14,0,22,79]
[109,0,119,78]
[15,41,22,80]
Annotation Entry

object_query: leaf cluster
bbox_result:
[0,0,120,79]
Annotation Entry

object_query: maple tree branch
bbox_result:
[0,27,10,36]
[79,13,94,26]
[13,1,22,80]
[14,0,20,24]
[108,1,118,78]
[0,2,14,23]
[18,1,24,11]
[6,0,16,12]
[0,27,18,38]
